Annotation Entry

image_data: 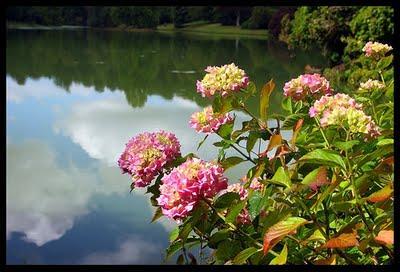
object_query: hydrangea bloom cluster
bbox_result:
[362,41,393,59]
[118,131,181,188]
[283,73,333,101]
[157,158,228,221]
[309,93,380,138]
[196,63,249,98]
[189,106,233,134]
[359,79,385,91]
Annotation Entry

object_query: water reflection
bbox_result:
[6,29,327,264]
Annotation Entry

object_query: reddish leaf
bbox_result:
[309,167,330,191]
[321,233,359,249]
[374,230,394,245]
[374,156,394,174]
[267,134,282,152]
[314,254,336,265]
[366,183,393,203]
[291,118,304,147]
[263,217,309,255]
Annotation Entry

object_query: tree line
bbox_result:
[7,6,289,30]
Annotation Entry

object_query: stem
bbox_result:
[315,117,330,148]
[201,197,279,257]
[230,143,256,164]
[240,105,273,135]
[378,70,386,86]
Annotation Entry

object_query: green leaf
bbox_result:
[209,229,230,247]
[212,96,222,112]
[248,191,268,219]
[269,166,291,188]
[215,239,241,261]
[301,167,329,190]
[225,200,247,224]
[151,207,163,223]
[232,247,259,264]
[197,135,208,150]
[217,122,234,140]
[269,243,288,265]
[263,217,309,255]
[246,131,259,153]
[377,55,393,70]
[281,97,292,114]
[281,113,307,129]
[179,221,193,242]
[220,156,245,170]
[260,79,275,121]
[377,138,393,146]
[299,149,347,170]
[214,192,240,209]
[333,140,360,151]
[169,228,179,242]
[166,238,199,259]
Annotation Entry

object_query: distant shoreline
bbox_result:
[7,21,269,39]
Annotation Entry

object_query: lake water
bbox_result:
[6,29,327,264]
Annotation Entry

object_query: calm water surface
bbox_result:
[6,29,327,264]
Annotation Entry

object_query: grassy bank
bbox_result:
[157,23,269,39]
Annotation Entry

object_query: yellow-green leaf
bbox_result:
[232,247,259,264]
[260,79,275,122]
[269,244,288,265]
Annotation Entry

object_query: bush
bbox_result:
[120,43,394,265]
[342,7,394,61]
[241,7,275,29]
[268,7,297,38]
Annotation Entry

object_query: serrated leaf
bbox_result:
[263,217,309,255]
[267,134,282,151]
[260,79,275,122]
[269,243,287,265]
[232,247,259,264]
[374,229,393,245]
[269,166,291,188]
[225,200,247,224]
[299,149,347,170]
[151,207,164,223]
[220,156,245,170]
[366,183,393,203]
[321,233,359,249]
[214,192,240,209]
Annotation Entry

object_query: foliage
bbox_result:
[121,41,393,265]
[241,7,276,29]
[280,6,394,65]
[342,7,394,62]
[174,7,189,28]
[267,7,297,39]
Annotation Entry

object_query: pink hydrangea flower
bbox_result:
[118,131,181,188]
[189,106,233,134]
[362,41,393,59]
[196,63,249,98]
[157,158,228,222]
[309,93,380,138]
[283,73,333,101]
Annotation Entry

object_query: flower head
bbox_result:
[309,93,380,138]
[118,131,181,188]
[362,41,393,59]
[157,158,228,221]
[189,106,233,134]
[196,63,249,98]
[359,79,385,91]
[283,73,333,101]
